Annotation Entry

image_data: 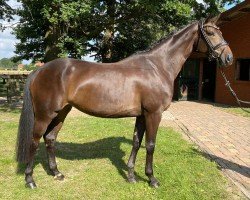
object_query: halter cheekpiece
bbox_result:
[197,20,229,61]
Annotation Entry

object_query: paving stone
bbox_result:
[162,101,250,198]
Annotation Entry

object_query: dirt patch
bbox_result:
[68,108,90,118]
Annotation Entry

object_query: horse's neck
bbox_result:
[150,23,199,79]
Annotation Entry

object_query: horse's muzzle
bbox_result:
[226,54,233,65]
[219,53,233,67]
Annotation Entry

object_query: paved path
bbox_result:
[162,101,250,198]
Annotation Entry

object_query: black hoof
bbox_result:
[127,176,137,183]
[25,182,37,189]
[54,173,64,181]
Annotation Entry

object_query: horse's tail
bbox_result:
[16,71,36,164]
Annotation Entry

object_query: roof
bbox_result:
[218,0,250,25]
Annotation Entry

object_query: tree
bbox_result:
[13,0,240,63]
[87,0,194,62]
[0,0,13,30]
[192,0,241,18]
[13,0,194,63]
[13,0,91,62]
[23,63,37,71]
[0,57,21,69]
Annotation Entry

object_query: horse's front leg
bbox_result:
[43,106,72,180]
[127,115,146,183]
[144,111,161,188]
[44,127,64,180]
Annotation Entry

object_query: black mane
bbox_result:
[132,20,198,56]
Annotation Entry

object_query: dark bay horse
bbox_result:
[16,15,233,189]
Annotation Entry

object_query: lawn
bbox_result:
[221,107,250,118]
[0,107,239,200]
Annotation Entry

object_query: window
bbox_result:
[236,59,250,81]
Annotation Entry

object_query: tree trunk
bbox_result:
[101,0,115,63]
[44,25,61,63]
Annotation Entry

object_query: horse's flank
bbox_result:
[31,22,199,119]
[31,57,166,118]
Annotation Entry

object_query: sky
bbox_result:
[0,0,21,60]
[0,0,236,64]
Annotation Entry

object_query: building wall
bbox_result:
[215,13,250,106]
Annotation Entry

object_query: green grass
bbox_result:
[221,107,250,118]
[0,108,239,200]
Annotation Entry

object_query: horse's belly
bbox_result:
[80,106,141,118]
[73,101,141,118]
[69,86,141,118]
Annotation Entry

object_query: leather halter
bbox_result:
[196,20,229,61]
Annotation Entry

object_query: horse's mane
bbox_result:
[132,20,198,56]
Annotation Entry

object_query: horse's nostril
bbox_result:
[226,54,233,63]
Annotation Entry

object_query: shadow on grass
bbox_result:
[193,149,250,178]
[17,143,250,186]
[17,136,148,182]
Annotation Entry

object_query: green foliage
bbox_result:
[0,0,13,30]
[0,57,21,69]
[23,63,36,71]
[193,0,242,18]
[88,0,197,62]
[13,0,91,62]
[221,106,250,118]
[13,0,240,63]
[0,108,239,199]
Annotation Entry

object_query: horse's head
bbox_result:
[196,15,233,67]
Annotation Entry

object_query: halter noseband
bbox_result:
[196,20,228,61]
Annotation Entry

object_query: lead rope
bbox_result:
[220,68,250,113]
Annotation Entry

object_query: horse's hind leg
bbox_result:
[127,115,146,183]
[25,120,51,188]
[25,137,39,188]
[43,105,72,180]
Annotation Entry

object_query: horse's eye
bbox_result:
[207,31,215,36]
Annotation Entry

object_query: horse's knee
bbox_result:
[146,142,155,154]
[44,133,56,147]
[133,139,140,150]
[44,133,58,171]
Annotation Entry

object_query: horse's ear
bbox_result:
[205,14,221,24]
